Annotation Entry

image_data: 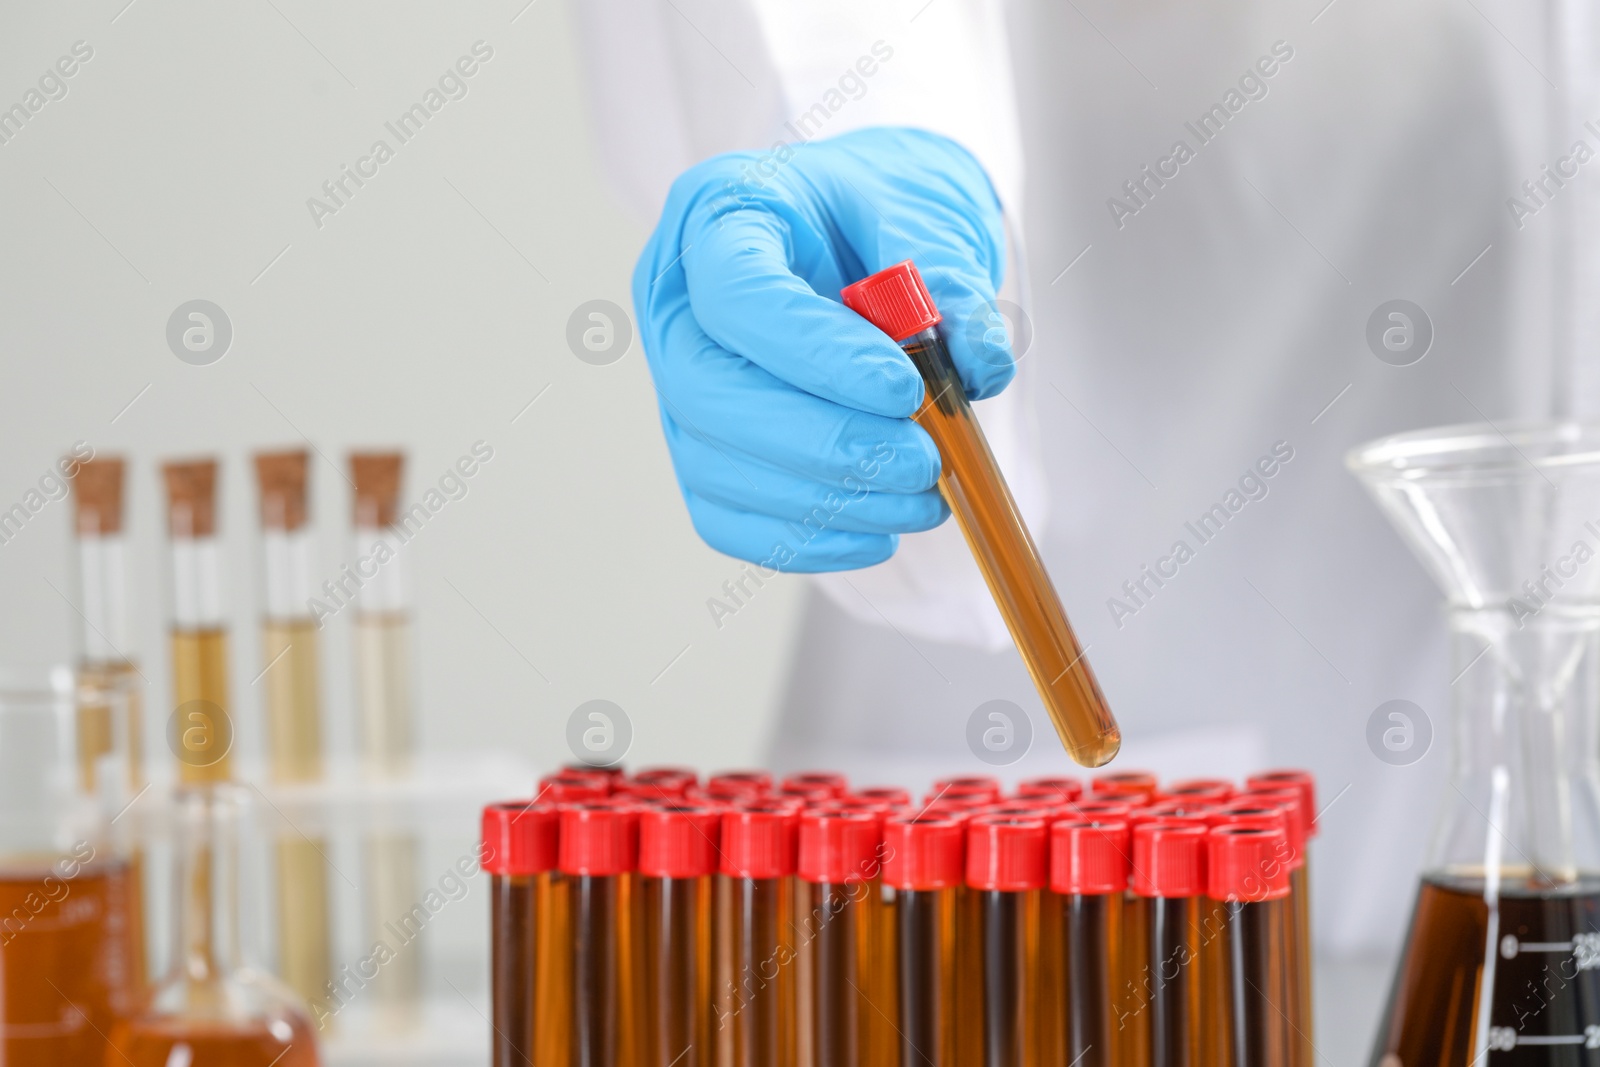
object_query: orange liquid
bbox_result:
[0,857,139,1066]
[107,1015,321,1066]
[170,626,233,783]
[904,331,1120,767]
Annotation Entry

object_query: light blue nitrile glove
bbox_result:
[632,126,1014,573]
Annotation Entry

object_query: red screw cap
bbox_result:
[840,260,942,343]
[798,809,883,885]
[481,801,559,877]
[1070,799,1135,821]
[638,804,721,878]
[1208,825,1291,902]
[706,771,773,799]
[558,800,639,876]
[966,815,1048,892]
[1051,819,1130,896]
[540,772,611,803]
[853,786,912,807]
[1132,821,1207,898]
[1246,770,1318,837]
[882,813,965,890]
[563,762,624,779]
[1092,771,1159,801]
[720,802,799,879]
[1131,801,1214,828]
[1158,779,1234,805]
[1018,777,1083,803]
[1230,791,1307,867]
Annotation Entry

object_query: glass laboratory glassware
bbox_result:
[349,451,424,1015]
[0,667,139,1067]
[254,449,331,1012]
[163,459,234,783]
[1350,421,1600,1064]
[109,785,320,1066]
[841,260,1121,768]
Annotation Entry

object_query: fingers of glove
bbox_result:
[680,206,925,419]
[664,424,949,535]
[651,311,940,494]
[684,492,900,574]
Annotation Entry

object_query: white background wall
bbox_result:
[0,0,805,783]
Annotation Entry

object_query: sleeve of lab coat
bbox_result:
[573,0,1041,648]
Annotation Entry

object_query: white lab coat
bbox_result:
[575,0,1567,958]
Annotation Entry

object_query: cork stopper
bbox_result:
[162,459,218,538]
[350,452,403,528]
[254,449,309,531]
[71,457,125,535]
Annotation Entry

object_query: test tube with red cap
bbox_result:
[1051,818,1130,1067]
[967,815,1047,1067]
[797,808,884,1067]
[619,766,700,804]
[1207,824,1293,1067]
[1131,821,1207,1067]
[559,801,641,1067]
[882,812,965,1067]
[1158,778,1235,805]
[707,770,774,801]
[1232,788,1312,1066]
[840,262,1120,768]
[482,801,558,1067]
[716,801,799,1067]
[1245,769,1316,1061]
[1091,770,1159,802]
[639,804,720,1067]
[541,771,612,803]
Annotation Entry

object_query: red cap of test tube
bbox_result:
[720,802,799,879]
[1091,771,1159,801]
[798,809,883,885]
[1017,777,1084,803]
[1246,770,1318,836]
[1158,779,1235,805]
[1208,824,1292,902]
[1132,821,1208,898]
[559,801,639,876]
[839,261,942,343]
[852,786,912,807]
[1228,791,1307,867]
[638,804,722,878]
[1051,819,1130,896]
[480,801,559,876]
[1070,799,1135,821]
[966,815,1048,892]
[706,770,773,799]
[1130,800,1214,828]
[539,772,611,803]
[882,813,966,890]
[564,762,624,780]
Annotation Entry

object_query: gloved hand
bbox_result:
[632,126,1014,572]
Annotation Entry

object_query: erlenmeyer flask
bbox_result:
[108,786,321,1067]
[1350,421,1600,1065]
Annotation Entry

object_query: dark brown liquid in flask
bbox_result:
[1371,873,1600,1066]
[840,263,1120,768]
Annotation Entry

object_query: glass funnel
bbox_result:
[1350,421,1600,1065]
[108,785,321,1067]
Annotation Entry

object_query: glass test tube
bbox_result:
[1207,825,1293,1067]
[796,808,881,1067]
[1233,790,1309,1067]
[840,261,1121,768]
[1131,822,1206,1067]
[882,812,964,1067]
[162,459,234,782]
[68,456,149,988]
[967,815,1047,1067]
[1245,770,1316,1066]
[254,449,332,1010]
[639,805,720,1067]
[718,801,799,1067]
[1051,819,1129,1067]
[483,801,558,1067]
[109,786,321,1066]
[559,801,641,1067]
[350,451,424,1012]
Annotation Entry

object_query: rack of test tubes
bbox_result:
[482,766,1318,1067]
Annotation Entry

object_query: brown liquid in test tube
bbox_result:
[1051,819,1130,1067]
[163,459,234,783]
[1132,822,1206,1067]
[483,801,558,1067]
[797,808,883,1067]
[560,801,642,1067]
[882,812,965,1067]
[1208,826,1293,1067]
[841,263,1121,768]
[639,804,720,1067]
[718,802,800,1067]
[967,815,1048,1067]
